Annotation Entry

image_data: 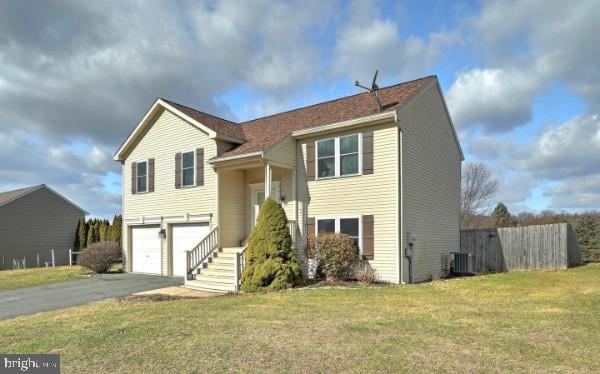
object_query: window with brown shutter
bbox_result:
[148,158,155,192]
[196,148,204,186]
[362,215,374,260]
[175,152,182,189]
[306,142,315,181]
[362,130,374,175]
[131,161,137,194]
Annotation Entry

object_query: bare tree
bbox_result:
[461,162,498,228]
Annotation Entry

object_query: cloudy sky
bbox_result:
[0,0,598,218]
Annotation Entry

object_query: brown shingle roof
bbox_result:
[162,76,436,160]
[219,76,435,159]
[161,99,245,140]
[0,185,40,207]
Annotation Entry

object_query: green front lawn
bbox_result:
[0,266,93,291]
[1,265,599,373]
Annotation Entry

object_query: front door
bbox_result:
[251,182,280,228]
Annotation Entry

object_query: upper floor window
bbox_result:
[340,134,359,175]
[316,133,361,179]
[317,139,335,178]
[137,161,148,193]
[182,150,195,187]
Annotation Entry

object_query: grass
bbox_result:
[1,264,599,373]
[0,266,93,291]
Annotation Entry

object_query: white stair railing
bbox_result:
[234,245,248,293]
[186,226,219,280]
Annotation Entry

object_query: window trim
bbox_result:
[315,133,362,180]
[314,215,363,257]
[135,159,149,194]
[181,149,196,188]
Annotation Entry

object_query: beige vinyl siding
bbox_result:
[265,137,296,167]
[399,84,461,282]
[0,188,83,268]
[219,169,245,247]
[216,140,236,156]
[296,122,399,282]
[122,108,219,274]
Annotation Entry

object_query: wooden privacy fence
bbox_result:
[460,223,582,273]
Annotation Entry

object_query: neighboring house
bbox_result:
[114,75,464,292]
[0,185,87,269]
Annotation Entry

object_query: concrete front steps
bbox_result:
[184,247,243,293]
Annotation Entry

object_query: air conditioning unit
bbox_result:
[452,252,473,275]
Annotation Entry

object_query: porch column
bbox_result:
[264,162,272,198]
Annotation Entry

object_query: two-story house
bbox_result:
[113,75,463,292]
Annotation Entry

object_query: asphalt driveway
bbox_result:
[0,273,183,320]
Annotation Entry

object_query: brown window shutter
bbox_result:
[196,148,204,186]
[362,215,374,260]
[306,217,315,237]
[363,130,374,175]
[148,158,155,192]
[175,152,182,189]
[131,162,137,194]
[306,142,315,181]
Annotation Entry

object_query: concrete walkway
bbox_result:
[0,273,183,320]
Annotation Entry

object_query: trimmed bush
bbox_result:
[241,198,303,292]
[308,232,358,281]
[78,241,122,273]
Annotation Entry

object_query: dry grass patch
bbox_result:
[0,266,92,291]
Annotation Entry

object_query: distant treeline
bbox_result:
[74,215,122,250]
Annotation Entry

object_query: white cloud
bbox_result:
[447,68,543,131]
[447,0,600,132]
[465,133,513,159]
[514,114,600,179]
[332,1,455,84]
[0,130,120,217]
[545,175,600,210]
[0,0,333,216]
[494,173,537,207]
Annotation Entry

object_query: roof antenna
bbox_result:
[355,69,382,112]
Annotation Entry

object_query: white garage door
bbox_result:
[172,223,210,276]
[131,225,161,275]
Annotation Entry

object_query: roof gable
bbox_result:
[0,185,88,214]
[113,99,245,162]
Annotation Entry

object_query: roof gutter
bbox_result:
[291,110,397,139]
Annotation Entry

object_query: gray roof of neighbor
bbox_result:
[0,184,88,214]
